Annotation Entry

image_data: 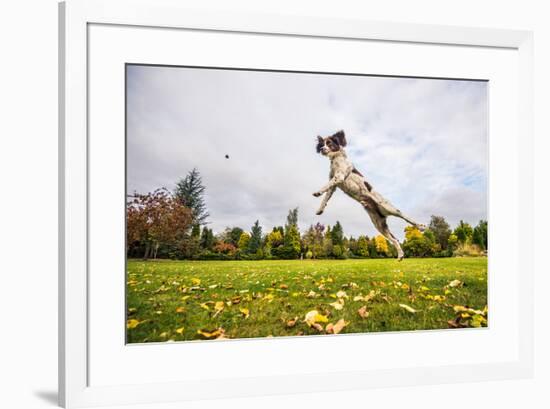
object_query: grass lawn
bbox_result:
[126,257,488,343]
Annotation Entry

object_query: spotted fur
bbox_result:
[313,130,425,260]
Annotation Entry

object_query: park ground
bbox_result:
[126,257,488,343]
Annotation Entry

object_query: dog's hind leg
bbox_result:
[367,210,405,261]
[393,211,426,232]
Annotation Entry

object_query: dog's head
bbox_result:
[316,130,347,156]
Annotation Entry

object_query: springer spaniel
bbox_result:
[313,130,425,260]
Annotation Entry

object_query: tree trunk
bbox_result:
[143,243,151,260]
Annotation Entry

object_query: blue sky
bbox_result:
[127,65,487,240]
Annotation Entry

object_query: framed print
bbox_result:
[59,0,534,407]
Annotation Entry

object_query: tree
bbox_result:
[266,229,284,248]
[374,235,389,256]
[281,224,301,259]
[237,232,250,250]
[126,188,192,259]
[248,220,263,254]
[331,221,344,245]
[428,215,452,250]
[472,220,488,250]
[200,227,215,250]
[213,241,237,256]
[356,235,370,257]
[286,208,299,227]
[174,168,210,225]
[454,220,473,244]
[226,227,244,247]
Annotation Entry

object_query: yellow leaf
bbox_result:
[197,328,226,339]
[181,295,191,301]
[263,293,275,302]
[448,279,463,288]
[399,303,418,313]
[239,307,250,318]
[159,332,168,338]
[176,327,184,335]
[175,306,185,313]
[191,277,201,286]
[200,303,210,311]
[304,310,329,327]
[306,290,317,298]
[126,319,140,329]
[353,295,365,302]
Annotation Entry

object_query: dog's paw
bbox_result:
[315,209,324,215]
[312,192,322,197]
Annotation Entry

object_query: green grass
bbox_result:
[126,257,488,343]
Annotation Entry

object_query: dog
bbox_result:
[313,130,425,260]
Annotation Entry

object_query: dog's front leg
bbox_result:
[315,186,336,215]
[313,172,345,197]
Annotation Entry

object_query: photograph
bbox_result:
[125,64,488,343]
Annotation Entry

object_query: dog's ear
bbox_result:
[316,135,324,153]
[332,130,347,147]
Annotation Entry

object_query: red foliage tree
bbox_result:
[127,188,192,259]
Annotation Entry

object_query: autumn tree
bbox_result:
[374,235,389,256]
[174,168,210,225]
[237,232,251,251]
[126,188,192,259]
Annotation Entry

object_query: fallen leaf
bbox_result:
[311,323,324,332]
[329,300,344,310]
[263,293,275,302]
[286,317,298,328]
[175,306,185,313]
[358,305,369,319]
[197,328,225,339]
[213,301,225,317]
[279,284,289,290]
[304,310,329,327]
[126,319,140,329]
[399,303,418,313]
[175,327,184,335]
[326,319,347,334]
[448,279,463,288]
[191,277,201,286]
[239,307,250,319]
[336,290,348,299]
[306,290,318,298]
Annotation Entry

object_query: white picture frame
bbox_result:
[59,0,534,407]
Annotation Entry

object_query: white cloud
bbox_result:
[127,65,487,239]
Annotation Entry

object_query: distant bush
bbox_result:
[453,243,484,257]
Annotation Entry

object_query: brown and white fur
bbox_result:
[313,130,425,260]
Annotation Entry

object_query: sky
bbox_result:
[126,65,488,240]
